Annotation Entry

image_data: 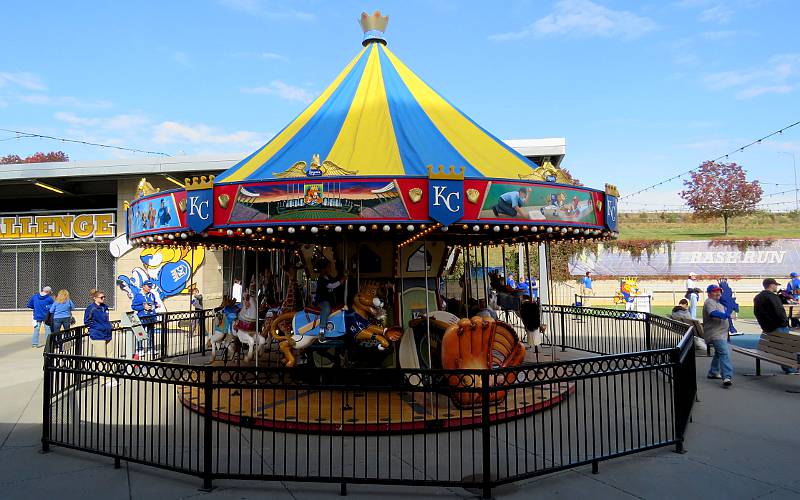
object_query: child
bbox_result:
[314,259,346,342]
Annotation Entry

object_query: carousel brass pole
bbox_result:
[462,244,470,316]
[423,238,433,370]
[255,249,259,369]
[188,246,194,365]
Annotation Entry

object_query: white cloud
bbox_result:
[242,80,314,104]
[218,0,314,21]
[703,53,800,99]
[0,71,46,91]
[259,52,287,62]
[675,0,758,25]
[153,121,262,147]
[488,0,656,41]
[18,94,113,109]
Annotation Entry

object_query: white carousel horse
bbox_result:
[234,289,269,363]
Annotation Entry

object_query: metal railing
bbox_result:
[42,306,695,498]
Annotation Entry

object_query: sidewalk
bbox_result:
[1,334,799,499]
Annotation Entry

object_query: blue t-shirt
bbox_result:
[517,281,530,294]
[506,276,516,288]
[581,276,593,289]
[49,299,75,319]
[788,277,800,298]
[500,191,522,208]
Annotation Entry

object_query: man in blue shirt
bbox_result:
[505,273,516,289]
[517,277,530,297]
[787,272,800,301]
[131,280,161,356]
[580,271,594,306]
[703,284,733,386]
[492,187,530,217]
[28,286,54,348]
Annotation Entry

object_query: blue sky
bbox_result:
[2,0,799,210]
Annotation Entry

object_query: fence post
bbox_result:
[201,365,214,490]
[645,315,652,351]
[560,308,567,352]
[41,353,51,453]
[161,313,169,359]
[481,370,492,499]
[200,311,207,356]
[671,345,690,454]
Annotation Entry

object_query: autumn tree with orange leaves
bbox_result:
[680,161,762,235]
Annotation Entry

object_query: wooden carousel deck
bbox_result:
[177,352,576,433]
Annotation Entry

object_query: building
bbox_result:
[0,139,566,332]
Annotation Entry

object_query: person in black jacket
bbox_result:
[753,278,798,374]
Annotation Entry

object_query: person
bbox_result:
[670,298,706,349]
[787,272,800,301]
[505,273,516,289]
[314,259,346,342]
[49,289,75,339]
[718,278,740,334]
[530,276,539,299]
[492,187,530,218]
[232,278,243,304]
[28,286,54,348]
[190,286,205,338]
[703,284,733,387]
[131,280,161,356]
[685,273,699,319]
[517,277,530,297]
[754,278,798,375]
[580,271,594,306]
[85,289,117,386]
[477,298,498,320]
[157,198,172,226]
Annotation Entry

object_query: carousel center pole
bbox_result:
[188,246,195,365]
[255,248,259,369]
[423,238,433,370]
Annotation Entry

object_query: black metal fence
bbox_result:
[42,305,695,498]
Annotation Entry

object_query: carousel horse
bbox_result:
[232,287,268,362]
[441,316,526,409]
[271,280,403,367]
[136,177,159,198]
[205,298,243,362]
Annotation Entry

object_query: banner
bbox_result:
[0,212,115,240]
[570,239,800,277]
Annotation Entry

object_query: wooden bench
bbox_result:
[729,329,800,376]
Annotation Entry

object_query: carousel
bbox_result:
[125,12,620,433]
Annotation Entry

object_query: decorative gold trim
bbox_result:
[273,155,357,178]
[518,160,573,184]
[218,194,230,209]
[360,10,389,33]
[427,165,464,180]
[466,188,480,204]
[408,187,423,203]
[184,175,215,191]
[605,183,620,197]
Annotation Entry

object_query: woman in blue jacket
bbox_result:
[85,289,114,359]
[49,289,76,337]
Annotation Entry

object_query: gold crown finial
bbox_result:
[184,175,215,191]
[360,10,389,45]
[605,183,620,197]
[427,165,465,180]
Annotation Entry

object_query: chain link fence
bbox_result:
[0,240,116,310]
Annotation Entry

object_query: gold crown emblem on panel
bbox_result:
[427,165,465,181]
[184,175,215,191]
[605,183,620,197]
[360,10,389,33]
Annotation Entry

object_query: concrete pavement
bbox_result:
[1,334,799,499]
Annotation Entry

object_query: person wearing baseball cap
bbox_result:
[131,280,161,358]
[703,283,733,386]
[787,272,800,301]
[27,285,55,348]
[754,278,798,374]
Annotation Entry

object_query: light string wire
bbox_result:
[0,127,171,157]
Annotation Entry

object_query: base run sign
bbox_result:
[0,213,115,240]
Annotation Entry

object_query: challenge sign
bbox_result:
[427,165,464,227]
[185,175,214,234]
[0,212,115,240]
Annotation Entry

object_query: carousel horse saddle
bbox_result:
[303,304,345,315]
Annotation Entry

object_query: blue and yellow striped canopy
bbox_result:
[216,42,537,182]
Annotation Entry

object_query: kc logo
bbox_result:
[427,165,465,227]
[605,195,618,232]
[184,176,215,234]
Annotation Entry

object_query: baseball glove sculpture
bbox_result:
[441,316,526,409]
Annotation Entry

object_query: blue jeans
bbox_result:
[688,294,698,320]
[709,339,733,379]
[32,320,51,347]
[318,301,332,337]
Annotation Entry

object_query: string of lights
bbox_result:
[0,127,171,157]
[622,119,800,200]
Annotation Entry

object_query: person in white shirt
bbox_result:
[232,279,243,304]
[685,272,699,319]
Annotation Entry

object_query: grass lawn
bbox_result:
[618,211,800,241]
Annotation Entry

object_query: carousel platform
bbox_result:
[176,349,576,434]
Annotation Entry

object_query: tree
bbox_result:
[680,161,762,235]
[0,151,69,164]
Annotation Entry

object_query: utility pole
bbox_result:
[778,151,798,212]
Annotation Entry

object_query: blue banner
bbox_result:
[428,179,464,226]
[605,195,618,232]
[186,189,213,233]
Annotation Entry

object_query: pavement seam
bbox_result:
[683,455,789,490]
[126,461,133,500]
[575,468,646,499]
[0,377,42,450]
